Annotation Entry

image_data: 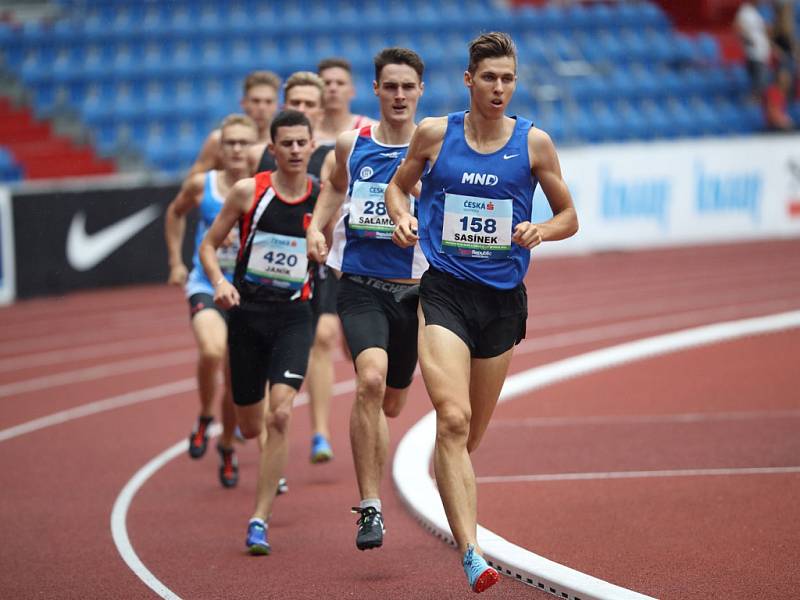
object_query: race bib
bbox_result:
[348,180,412,239]
[216,226,239,275]
[245,231,308,290]
[441,194,513,259]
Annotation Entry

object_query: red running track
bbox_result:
[0,239,798,599]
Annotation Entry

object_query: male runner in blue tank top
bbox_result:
[386,32,578,593]
[200,110,320,556]
[165,114,257,488]
[306,47,427,552]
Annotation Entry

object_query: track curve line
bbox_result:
[392,310,800,600]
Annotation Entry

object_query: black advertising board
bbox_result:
[12,182,196,298]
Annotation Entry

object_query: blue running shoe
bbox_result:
[245,521,271,556]
[463,544,499,593]
[310,433,333,463]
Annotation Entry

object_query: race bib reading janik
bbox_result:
[245,231,308,290]
[216,226,239,275]
[348,181,412,239]
[441,194,512,259]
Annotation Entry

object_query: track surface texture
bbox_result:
[1,239,798,599]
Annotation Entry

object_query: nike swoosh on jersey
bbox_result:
[66,204,161,272]
[283,370,304,380]
[503,154,520,160]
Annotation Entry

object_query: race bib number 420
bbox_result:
[348,181,412,239]
[245,231,308,290]
[441,193,512,259]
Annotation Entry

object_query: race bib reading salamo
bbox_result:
[348,181,413,239]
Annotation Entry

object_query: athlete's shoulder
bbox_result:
[416,116,448,141]
[527,126,556,153]
[334,128,360,154]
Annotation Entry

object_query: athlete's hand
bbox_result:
[392,214,419,248]
[167,264,188,286]
[307,228,328,263]
[214,279,240,309]
[512,221,543,249]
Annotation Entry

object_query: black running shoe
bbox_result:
[217,443,239,488]
[188,416,213,459]
[276,477,288,495]
[352,506,384,550]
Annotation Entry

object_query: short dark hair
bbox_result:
[243,70,281,95]
[317,57,352,75]
[270,109,312,142]
[374,47,425,82]
[467,32,517,74]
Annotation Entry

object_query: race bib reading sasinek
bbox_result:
[348,181,412,239]
[441,194,512,259]
[245,231,308,290]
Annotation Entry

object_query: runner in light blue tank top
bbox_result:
[418,110,536,290]
[185,170,239,297]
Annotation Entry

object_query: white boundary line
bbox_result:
[476,466,800,484]
[109,380,355,599]
[0,378,195,443]
[392,310,800,600]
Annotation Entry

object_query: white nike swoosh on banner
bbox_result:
[283,370,304,380]
[66,205,161,272]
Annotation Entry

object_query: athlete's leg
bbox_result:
[218,359,236,448]
[417,309,477,553]
[350,347,390,500]
[252,383,296,521]
[190,309,227,417]
[466,350,513,453]
[307,313,339,439]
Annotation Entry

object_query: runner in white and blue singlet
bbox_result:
[386,32,578,593]
[306,47,427,553]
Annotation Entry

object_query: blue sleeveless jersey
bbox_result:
[418,111,537,290]
[185,171,236,297]
[327,126,428,280]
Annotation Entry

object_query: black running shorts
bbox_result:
[336,274,419,390]
[311,263,339,324]
[420,267,527,359]
[188,292,226,321]
[227,301,313,406]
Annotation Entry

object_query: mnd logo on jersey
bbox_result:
[348,181,412,239]
[441,193,512,259]
[245,231,308,290]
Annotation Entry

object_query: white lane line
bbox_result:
[0,375,355,444]
[393,310,800,600]
[110,381,353,599]
[0,378,195,443]
[0,350,195,398]
[517,297,800,355]
[490,409,800,428]
[0,334,191,374]
[476,466,800,484]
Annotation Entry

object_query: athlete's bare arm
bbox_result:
[248,142,268,175]
[386,117,447,248]
[199,177,254,309]
[164,172,206,286]
[511,128,578,249]
[190,130,222,176]
[306,131,357,262]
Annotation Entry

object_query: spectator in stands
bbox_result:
[772,0,798,102]
[737,1,794,130]
[736,1,772,100]
[316,58,377,144]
